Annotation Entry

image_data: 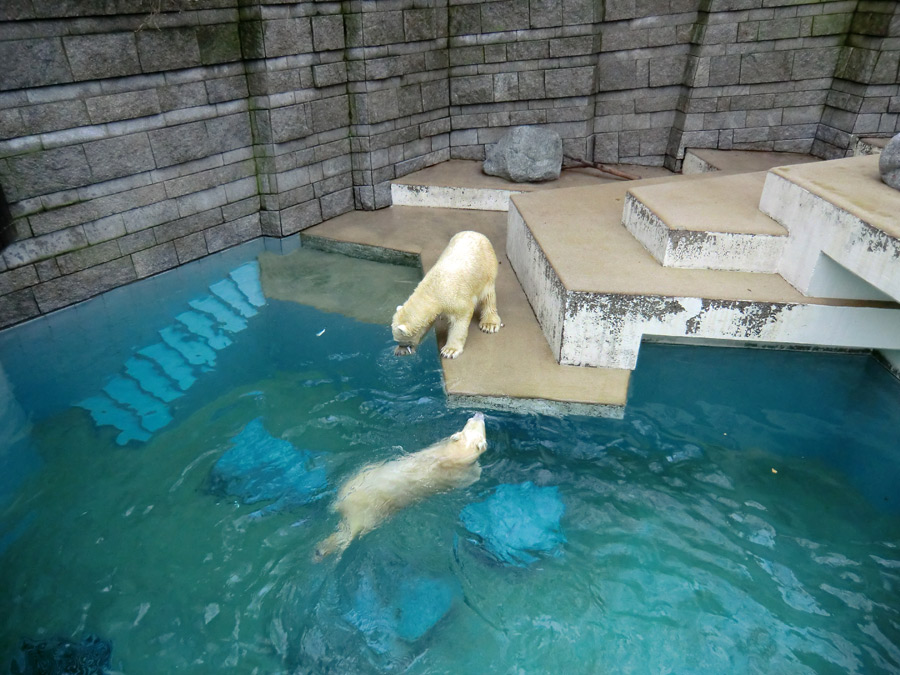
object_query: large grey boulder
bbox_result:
[879,133,900,190]
[483,126,563,183]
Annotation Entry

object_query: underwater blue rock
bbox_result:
[10,634,112,675]
[209,417,327,513]
[344,564,460,652]
[271,553,461,673]
[460,482,566,567]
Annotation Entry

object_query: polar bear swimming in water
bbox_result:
[392,231,502,359]
[314,413,488,561]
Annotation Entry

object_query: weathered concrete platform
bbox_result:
[761,155,900,301]
[508,170,900,371]
[301,205,632,417]
[302,151,900,415]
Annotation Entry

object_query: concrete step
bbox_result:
[507,176,900,371]
[390,159,672,211]
[175,310,233,351]
[77,395,152,445]
[138,342,197,391]
[103,375,173,432]
[189,296,248,333]
[210,277,259,318]
[159,324,217,370]
[682,148,821,175]
[230,261,266,307]
[623,172,787,273]
[852,136,889,156]
[760,155,900,304]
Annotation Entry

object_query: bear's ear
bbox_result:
[450,432,462,442]
[396,305,403,312]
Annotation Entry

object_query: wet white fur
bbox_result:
[392,231,502,359]
[314,413,488,560]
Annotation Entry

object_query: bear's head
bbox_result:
[442,412,488,465]
[391,304,420,356]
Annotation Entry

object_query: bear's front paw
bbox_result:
[394,344,416,356]
[440,345,463,359]
[479,319,502,333]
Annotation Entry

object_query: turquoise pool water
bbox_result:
[1,242,899,674]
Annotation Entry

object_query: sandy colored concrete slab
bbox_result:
[301,205,632,411]
[512,178,881,307]
[688,148,821,173]
[771,155,900,239]
[392,159,672,191]
[627,171,787,235]
[861,137,889,150]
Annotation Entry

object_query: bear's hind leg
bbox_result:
[441,307,474,359]
[478,284,502,333]
[313,521,353,562]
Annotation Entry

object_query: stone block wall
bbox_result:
[446,0,601,163]
[0,0,355,328]
[1,0,898,328]
[815,0,900,157]
[345,0,452,209]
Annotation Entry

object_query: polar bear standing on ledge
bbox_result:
[392,231,502,359]
[314,413,488,561]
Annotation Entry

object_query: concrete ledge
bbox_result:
[623,172,787,273]
[391,183,516,211]
[761,155,900,302]
[560,292,900,370]
[389,159,672,211]
[506,202,567,361]
[508,176,900,370]
[682,148,821,175]
[447,393,624,419]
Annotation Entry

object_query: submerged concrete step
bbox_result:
[77,395,152,445]
[175,310,233,351]
[507,177,900,371]
[623,172,787,274]
[138,342,197,391]
[189,295,248,333]
[124,356,184,403]
[103,375,173,432]
[77,261,268,444]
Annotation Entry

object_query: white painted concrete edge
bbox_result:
[761,172,900,302]
[505,202,567,360]
[622,192,670,265]
[560,293,900,370]
[391,183,516,211]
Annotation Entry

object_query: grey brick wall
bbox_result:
[1,0,898,327]
[0,1,354,328]
[813,1,900,158]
